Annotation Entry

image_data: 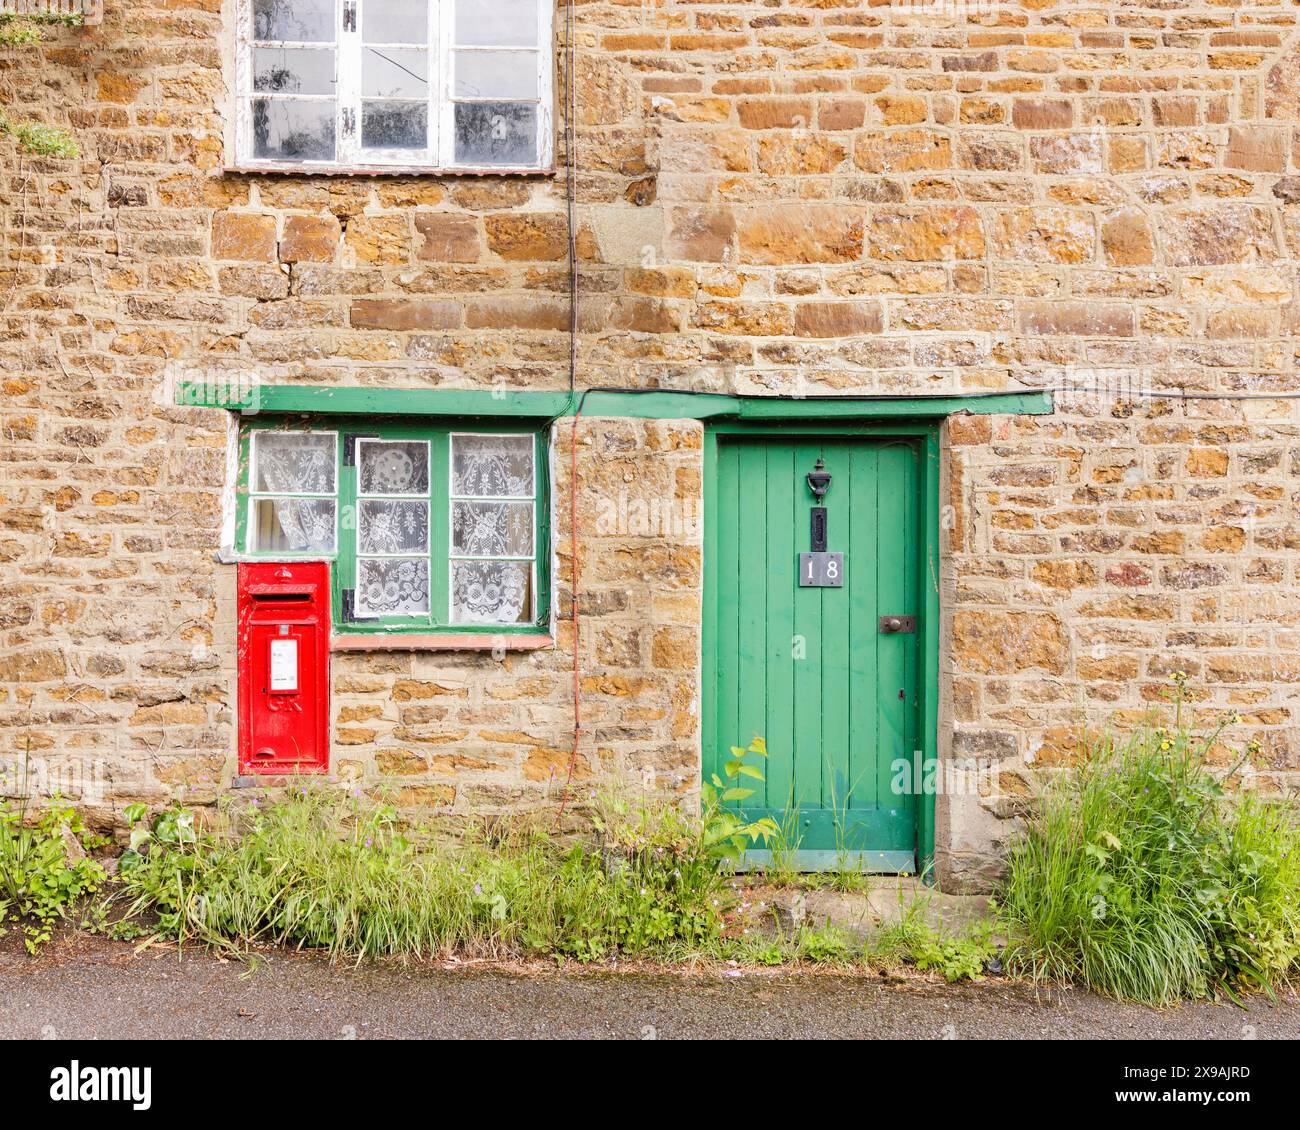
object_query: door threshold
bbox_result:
[731,849,916,874]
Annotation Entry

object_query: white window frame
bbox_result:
[229,0,554,175]
[247,428,341,557]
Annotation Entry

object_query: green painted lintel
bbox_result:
[735,391,1052,419]
[175,382,571,418]
[176,382,1052,421]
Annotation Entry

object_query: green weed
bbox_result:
[1000,678,1300,1005]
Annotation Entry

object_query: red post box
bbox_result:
[237,561,330,775]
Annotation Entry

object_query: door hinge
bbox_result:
[343,0,357,32]
[341,588,355,621]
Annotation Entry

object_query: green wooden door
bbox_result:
[710,436,920,871]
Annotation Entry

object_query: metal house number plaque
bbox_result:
[799,551,843,587]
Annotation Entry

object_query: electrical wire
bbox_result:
[563,384,1300,412]
[554,0,582,829]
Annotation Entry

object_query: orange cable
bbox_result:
[554,409,582,828]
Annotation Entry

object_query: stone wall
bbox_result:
[2,1,1299,886]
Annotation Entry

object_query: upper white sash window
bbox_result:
[233,0,553,173]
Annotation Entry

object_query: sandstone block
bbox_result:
[737,98,813,129]
[1012,98,1072,129]
[868,206,984,262]
[415,214,481,262]
[854,129,952,173]
[350,298,461,331]
[1160,206,1275,266]
[953,611,1069,676]
[1019,301,1133,336]
[279,214,341,263]
[345,215,409,264]
[664,206,735,262]
[485,213,567,261]
[1100,208,1155,266]
[211,213,276,262]
[793,301,883,337]
[739,205,862,264]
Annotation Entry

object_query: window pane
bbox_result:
[254,432,337,494]
[252,498,337,553]
[357,440,429,495]
[362,46,429,98]
[453,50,539,100]
[451,560,531,624]
[451,434,533,497]
[364,0,428,42]
[358,499,429,555]
[453,102,537,166]
[253,46,336,95]
[254,0,334,42]
[362,101,428,150]
[252,98,337,161]
[357,558,429,617]
[452,501,533,557]
[455,0,537,46]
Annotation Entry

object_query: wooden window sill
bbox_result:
[330,632,554,652]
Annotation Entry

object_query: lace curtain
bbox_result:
[449,435,534,624]
[253,432,337,553]
[354,440,431,618]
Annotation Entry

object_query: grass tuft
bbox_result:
[1000,684,1300,1005]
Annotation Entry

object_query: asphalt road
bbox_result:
[2,933,1296,1040]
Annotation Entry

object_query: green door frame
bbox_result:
[703,420,942,878]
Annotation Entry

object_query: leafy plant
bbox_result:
[1,796,106,954]
[701,737,781,863]
[860,882,999,982]
[793,922,854,964]
[912,931,998,983]
[1000,676,1300,1005]
[591,782,735,953]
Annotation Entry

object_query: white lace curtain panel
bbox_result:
[256,436,336,553]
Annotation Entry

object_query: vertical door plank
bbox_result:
[900,443,919,824]
[715,442,741,782]
[792,440,824,812]
[819,441,852,830]
[875,443,909,811]
[848,442,879,812]
[764,443,796,815]
[736,442,768,802]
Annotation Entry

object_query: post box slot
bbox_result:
[251,591,312,602]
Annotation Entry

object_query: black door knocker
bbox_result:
[806,457,831,552]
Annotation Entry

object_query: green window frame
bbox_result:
[236,418,551,636]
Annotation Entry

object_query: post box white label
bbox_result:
[269,638,298,691]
